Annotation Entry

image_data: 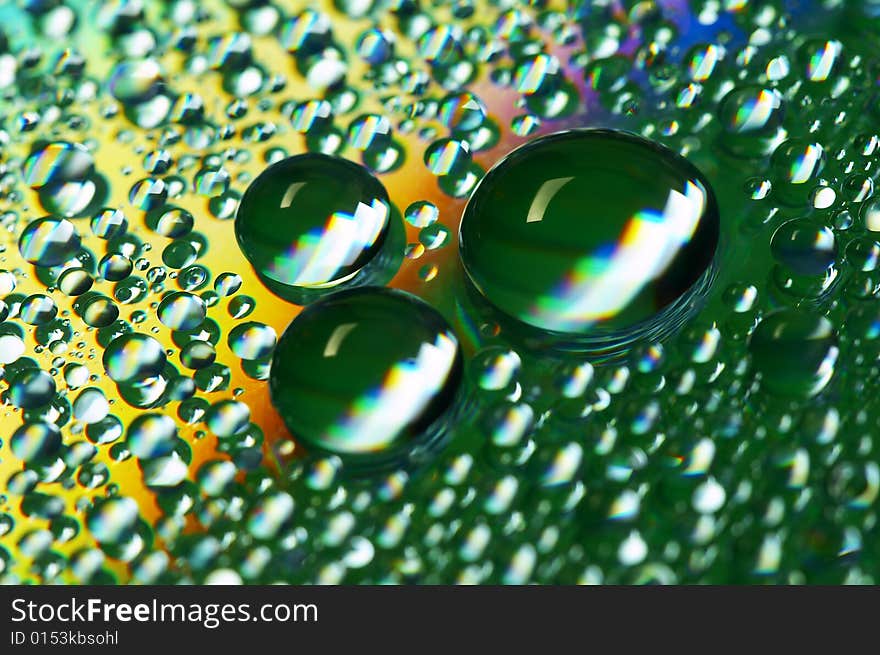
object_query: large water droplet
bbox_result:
[459,128,719,351]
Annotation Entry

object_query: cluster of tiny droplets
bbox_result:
[1,0,880,584]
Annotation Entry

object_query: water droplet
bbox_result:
[180,340,216,370]
[127,413,178,459]
[0,333,26,364]
[228,322,276,360]
[8,368,56,409]
[471,347,521,393]
[206,400,251,437]
[269,287,463,469]
[11,422,62,463]
[20,294,57,325]
[146,207,193,238]
[749,309,839,398]
[799,38,843,83]
[246,491,294,540]
[861,198,880,232]
[356,27,395,64]
[418,223,450,250]
[404,200,439,228]
[157,292,207,331]
[91,208,128,239]
[235,153,394,299]
[73,388,110,424]
[58,268,94,296]
[193,167,230,197]
[770,218,836,275]
[214,272,242,297]
[109,59,164,104]
[717,86,785,158]
[845,237,880,272]
[347,114,392,152]
[86,496,139,544]
[23,141,94,189]
[693,477,726,513]
[19,217,81,267]
[459,129,719,348]
[424,138,471,176]
[770,139,825,205]
[439,91,486,132]
[103,333,166,384]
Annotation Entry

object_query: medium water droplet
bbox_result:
[19,217,81,267]
[770,218,836,275]
[269,287,463,469]
[235,153,394,300]
[102,333,166,384]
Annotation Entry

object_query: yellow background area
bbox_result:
[0,0,571,582]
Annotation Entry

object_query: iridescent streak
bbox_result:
[348,116,390,150]
[789,144,823,184]
[808,41,840,82]
[491,404,533,446]
[107,339,154,380]
[732,89,778,132]
[265,199,388,287]
[324,332,459,453]
[428,141,467,175]
[813,344,839,396]
[530,181,707,332]
[479,352,519,390]
[516,55,557,94]
[689,45,723,82]
[23,148,64,188]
